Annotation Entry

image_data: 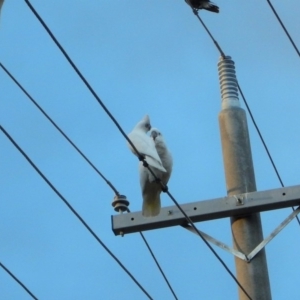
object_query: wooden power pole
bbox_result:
[218,55,272,299]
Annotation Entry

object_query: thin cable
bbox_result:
[124,209,178,300]
[1,63,178,299]
[24,0,143,163]
[24,2,252,297]
[139,232,178,300]
[237,82,300,226]
[190,8,225,57]
[237,83,284,186]
[0,125,153,300]
[0,262,38,300]
[126,208,178,299]
[0,62,119,196]
[266,0,300,58]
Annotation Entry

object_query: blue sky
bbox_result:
[1,0,299,299]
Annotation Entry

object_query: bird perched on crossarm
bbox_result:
[139,128,173,217]
[128,117,171,217]
[185,0,219,13]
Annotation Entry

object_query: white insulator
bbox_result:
[218,56,240,109]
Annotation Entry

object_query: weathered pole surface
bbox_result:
[218,56,272,300]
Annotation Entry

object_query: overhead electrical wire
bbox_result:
[266,0,300,58]
[0,125,153,300]
[0,62,119,196]
[237,83,300,225]
[139,232,178,300]
[0,63,178,300]
[191,8,225,57]
[23,1,252,298]
[190,7,300,226]
[0,262,38,300]
[23,0,140,160]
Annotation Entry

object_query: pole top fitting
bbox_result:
[218,55,240,110]
[112,195,130,213]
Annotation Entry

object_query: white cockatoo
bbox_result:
[139,128,173,217]
[185,0,219,13]
[127,115,166,172]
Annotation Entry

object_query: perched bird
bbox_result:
[127,115,166,172]
[139,128,173,217]
[0,0,4,16]
[185,0,219,13]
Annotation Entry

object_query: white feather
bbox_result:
[127,115,166,172]
[140,128,173,217]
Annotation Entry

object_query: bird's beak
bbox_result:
[151,131,158,140]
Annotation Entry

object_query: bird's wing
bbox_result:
[160,150,173,185]
[128,131,166,172]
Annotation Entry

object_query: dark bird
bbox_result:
[0,0,4,15]
[185,0,219,13]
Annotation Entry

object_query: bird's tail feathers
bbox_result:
[142,193,161,217]
[204,3,219,13]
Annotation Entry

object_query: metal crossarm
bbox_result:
[112,185,300,235]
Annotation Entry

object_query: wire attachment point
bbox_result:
[192,8,198,15]
[142,160,149,168]
[161,184,168,193]
[138,154,145,161]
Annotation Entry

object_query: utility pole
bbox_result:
[112,56,300,299]
[218,56,272,299]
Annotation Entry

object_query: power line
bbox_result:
[266,0,300,58]
[236,83,284,186]
[23,0,142,163]
[189,7,300,226]
[0,125,153,300]
[139,232,178,300]
[0,63,178,299]
[237,82,300,225]
[23,1,252,297]
[190,7,225,57]
[0,262,38,300]
[0,62,119,196]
